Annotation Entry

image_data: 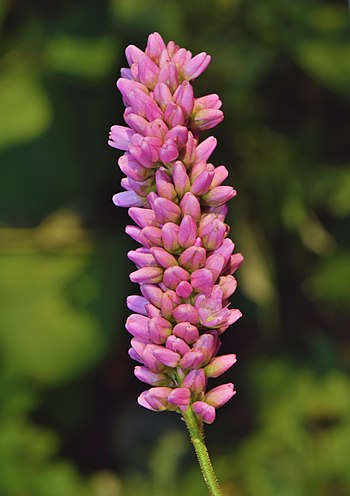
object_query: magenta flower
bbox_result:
[109,32,243,495]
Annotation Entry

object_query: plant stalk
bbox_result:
[182,408,223,496]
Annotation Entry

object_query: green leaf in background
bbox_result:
[0,68,52,150]
[45,36,116,79]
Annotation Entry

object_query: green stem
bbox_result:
[182,408,223,496]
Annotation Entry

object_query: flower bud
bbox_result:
[155,170,177,201]
[158,61,179,93]
[166,336,190,356]
[149,316,173,344]
[191,109,224,131]
[164,103,185,128]
[168,387,191,410]
[134,366,170,386]
[139,226,163,248]
[137,54,160,89]
[182,52,211,80]
[204,354,237,378]
[150,247,178,268]
[159,139,179,163]
[163,266,190,291]
[202,186,237,207]
[152,346,181,367]
[190,268,214,295]
[180,192,201,221]
[145,32,166,62]
[178,246,206,271]
[126,295,149,315]
[172,322,199,344]
[178,215,197,249]
[161,290,182,320]
[204,383,235,408]
[176,281,193,299]
[153,81,173,110]
[128,207,157,228]
[130,266,164,284]
[182,369,206,396]
[128,249,157,268]
[125,314,150,339]
[192,401,216,424]
[162,223,180,253]
[173,81,194,118]
[141,284,163,308]
[179,349,205,369]
[173,161,190,198]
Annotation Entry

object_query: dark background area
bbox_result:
[0,0,349,494]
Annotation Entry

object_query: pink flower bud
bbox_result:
[108,125,134,151]
[178,246,206,271]
[141,344,168,372]
[193,333,216,363]
[166,336,190,356]
[137,54,160,89]
[149,316,173,344]
[182,52,211,80]
[159,139,179,163]
[199,215,228,251]
[222,253,244,275]
[180,131,196,166]
[176,281,193,299]
[134,366,170,386]
[161,290,182,320]
[172,322,199,344]
[178,215,197,249]
[125,225,141,243]
[190,268,214,295]
[218,275,237,300]
[125,44,144,65]
[150,247,178,268]
[152,346,181,367]
[195,136,217,163]
[173,81,194,118]
[141,284,163,308]
[202,186,237,207]
[118,154,153,182]
[182,369,206,396]
[145,32,166,62]
[172,47,192,68]
[117,78,148,105]
[163,266,190,290]
[127,89,163,121]
[213,238,235,264]
[153,82,173,110]
[192,401,216,424]
[126,295,149,315]
[154,198,182,225]
[146,303,161,318]
[168,387,191,410]
[205,254,226,281]
[204,383,235,408]
[164,103,185,128]
[190,164,215,196]
[204,354,237,378]
[155,170,177,201]
[130,266,164,284]
[211,165,229,188]
[172,304,199,325]
[165,125,188,149]
[124,113,149,134]
[128,207,157,228]
[162,222,180,253]
[191,109,224,131]
[125,314,150,339]
[113,191,145,208]
[179,349,205,369]
[127,177,154,197]
[139,226,163,248]
[158,61,179,93]
[194,94,222,112]
[180,192,201,221]
[128,249,157,268]
[173,161,190,198]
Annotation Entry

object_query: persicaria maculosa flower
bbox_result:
[108,32,243,428]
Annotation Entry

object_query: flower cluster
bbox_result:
[109,32,243,424]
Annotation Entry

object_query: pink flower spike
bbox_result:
[204,354,237,378]
[182,52,211,80]
[204,383,236,408]
[192,401,216,424]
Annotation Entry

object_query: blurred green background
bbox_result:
[0,0,349,494]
